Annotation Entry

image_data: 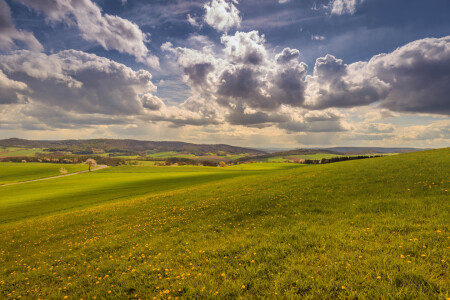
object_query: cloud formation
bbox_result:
[166,31,308,112]
[141,94,165,111]
[161,31,352,133]
[0,0,43,51]
[305,36,450,115]
[14,0,158,67]
[204,0,241,32]
[0,69,28,104]
[0,50,157,115]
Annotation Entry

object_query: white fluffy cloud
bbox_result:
[0,50,157,115]
[141,94,165,111]
[14,0,158,68]
[0,0,43,51]
[330,0,364,15]
[204,0,241,32]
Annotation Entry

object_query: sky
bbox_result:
[0,0,449,148]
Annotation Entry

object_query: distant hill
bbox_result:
[0,138,265,156]
[323,147,428,155]
[236,148,340,162]
[235,146,430,163]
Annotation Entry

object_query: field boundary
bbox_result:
[0,165,108,187]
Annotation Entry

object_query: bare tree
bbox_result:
[85,159,97,172]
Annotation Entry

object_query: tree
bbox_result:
[219,161,227,167]
[85,159,97,172]
[59,167,67,175]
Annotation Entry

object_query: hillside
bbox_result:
[236,148,341,162]
[0,148,448,298]
[0,138,265,156]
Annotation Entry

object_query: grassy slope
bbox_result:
[0,149,449,299]
[0,164,299,224]
[0,163,89,184]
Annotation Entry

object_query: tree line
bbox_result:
[300,155,385,164]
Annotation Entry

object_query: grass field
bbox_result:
[0,149,448,299]
[0,163,299,224]
[0,162,89,185]
[0,147,48,157]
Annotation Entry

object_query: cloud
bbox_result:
[361,109,397,122]
[221,31,267,65]
[374,36,450,115]
[0,50,157,115]
[0,0,43,51]
[163,30,320,130]
[305,36,450,115]
[276,48,300,65]
[187,14,201,28]
[14,0,158,68]
[0,69,29,104]
[145,96,222,127]
[329,0,364,15]
[359,123,395,134]
[204,0,241,32]
[400,120,450,141]
[278,108,347,133]
[141,94,165,111]
[311,35,326,41]
[304,54,388,109]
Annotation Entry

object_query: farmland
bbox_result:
[0,149,448,299]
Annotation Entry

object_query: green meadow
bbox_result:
[0,163,299,224]
[0,162,89,185]
[0,149,449,299]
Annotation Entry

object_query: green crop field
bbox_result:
[0,149,448,299]
[0,162,89,185]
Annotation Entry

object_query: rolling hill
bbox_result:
[0,148,448,298]
[0,138,265,156]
